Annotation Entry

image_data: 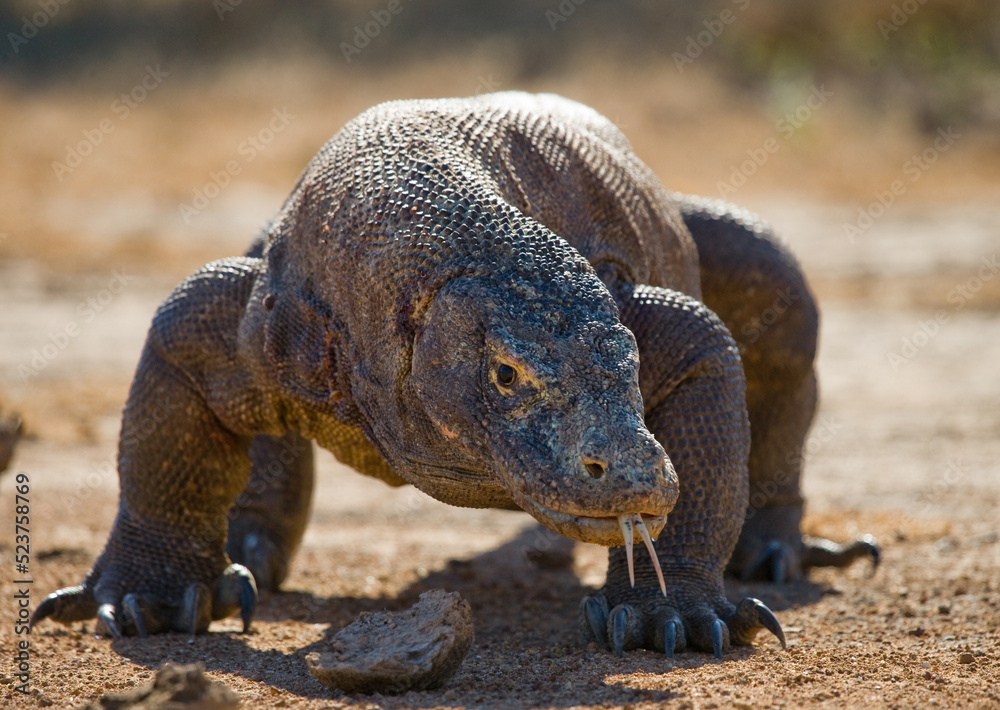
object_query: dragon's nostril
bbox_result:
[584,461,605,479]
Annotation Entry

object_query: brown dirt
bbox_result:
[2,59,999,709]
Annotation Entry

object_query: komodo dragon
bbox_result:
[33,92,878,657]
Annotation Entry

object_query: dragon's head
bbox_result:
[410,273,678,550]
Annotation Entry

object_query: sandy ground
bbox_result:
[1,63,999,709]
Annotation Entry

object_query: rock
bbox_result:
[959,652,975,664]
[80,662,240,709]
[306,589,474,694]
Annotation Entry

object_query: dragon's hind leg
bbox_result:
[676,194,878,582]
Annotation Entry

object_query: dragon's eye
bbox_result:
[496,363,517,387]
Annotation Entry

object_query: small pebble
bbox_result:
[958,652,975,664]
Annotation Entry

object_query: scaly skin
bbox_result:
[676,195,879,584]
[33,92,875,655]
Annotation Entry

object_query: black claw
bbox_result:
[97,603,122,639]
[663,619,677,658]
[753,598,787,649]
[238,572,257,634]
[611,606,629,658]
[728,597,787,649]
[182,583,209,636]
[122,594,148,638]
[582,596,609,649]
[802,534,881,575]
[29,596,57,631]
[858,534,881,572]
[711,619,724,659]
[214,563,258,633]
[30,585,96,630]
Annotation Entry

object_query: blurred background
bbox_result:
[0,0,998,511]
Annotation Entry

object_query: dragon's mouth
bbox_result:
[519,494,667,544]
[516,494,669,596]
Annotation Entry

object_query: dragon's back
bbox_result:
[266,92,700,313]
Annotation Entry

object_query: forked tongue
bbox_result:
[618,514,667,597]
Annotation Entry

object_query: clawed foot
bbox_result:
[732,534,880,583]
[32,511,258,637]
[801,533,880,575]
[580,585,785,659]
[729,505,880,583]
[32,563,257,638]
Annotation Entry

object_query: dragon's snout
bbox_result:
[564,422,678,516]
[516,431,676,596]
[506,420,679,551]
